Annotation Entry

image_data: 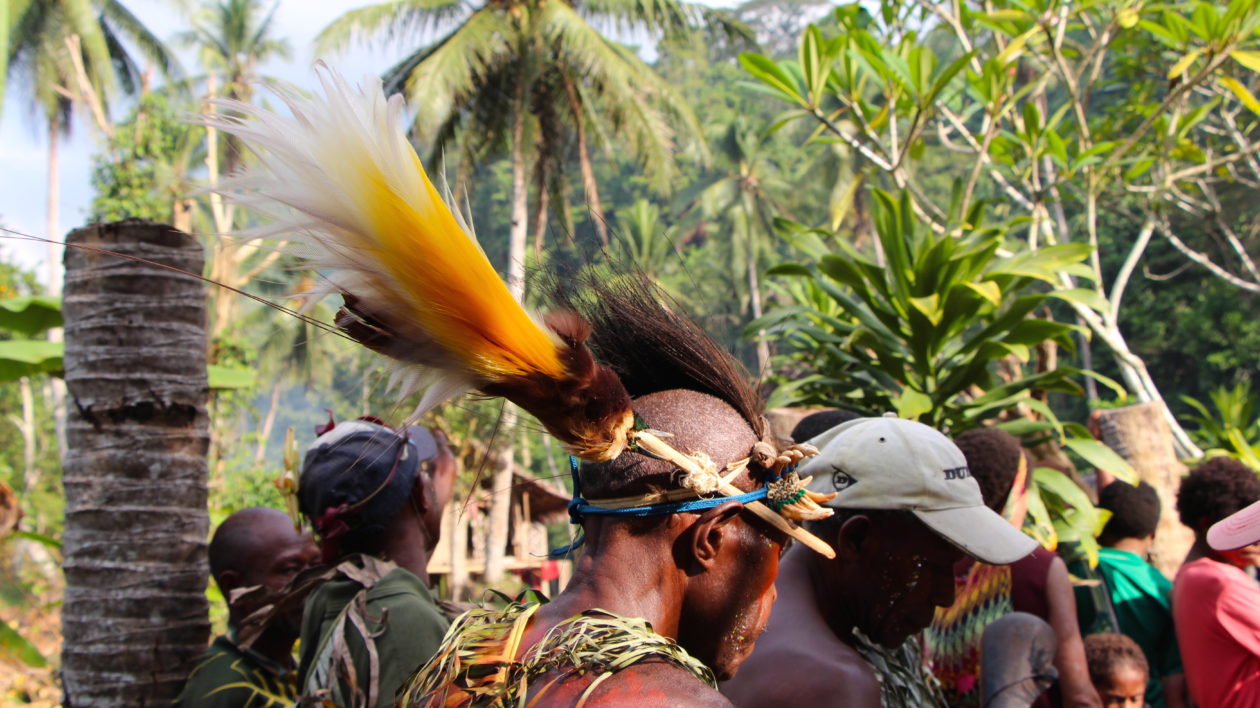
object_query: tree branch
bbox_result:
[1155,219,1260,293]
[1108,218,1156,314]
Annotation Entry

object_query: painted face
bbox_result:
[857,514,963,648]
[682,512,787,681]
[1096,665,1147,708]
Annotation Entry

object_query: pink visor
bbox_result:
[1208,499,1260,551]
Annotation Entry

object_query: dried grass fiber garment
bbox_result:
[399,597,715,707]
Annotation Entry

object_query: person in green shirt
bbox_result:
[1081,480,1187,708]
[295,418,456,708]
[176,507,319,707]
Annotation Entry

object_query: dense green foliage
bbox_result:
[756,189,1106,429]
[90,92,199,223]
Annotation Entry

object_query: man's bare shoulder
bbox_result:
[528,660,731,707]
[721,632,880,708]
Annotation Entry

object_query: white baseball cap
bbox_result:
[800,416,1038,565]
[1209,499,1260,551]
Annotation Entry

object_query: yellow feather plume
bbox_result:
[208,66,565,407]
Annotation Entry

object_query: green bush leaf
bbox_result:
[208,365,256,390]
[0,340,63,382]
[0,296,62,337]
[893,388,934,420]
[0,618,46,668]
[1064,437,1138,484]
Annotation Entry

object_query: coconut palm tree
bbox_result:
[317,0,742,274]
[179,0,292,342]
[6,0,178,293]
[695,118,792,373]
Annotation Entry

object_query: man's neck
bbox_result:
[1186,535,1240,567]
[792,545,857,646]
[541,532,683,640]
[380,511,433,581]
[1107,536,1151,557]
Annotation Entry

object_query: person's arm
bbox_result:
[1044,556,1102,708]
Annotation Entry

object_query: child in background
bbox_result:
[1084,634,1149,708]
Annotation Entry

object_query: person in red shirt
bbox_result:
[1172,456,1260,708]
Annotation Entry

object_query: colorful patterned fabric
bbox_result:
[398,598,715,707]
[174,633,297,708]
[924,561,1014,708]
[851,630,948,708]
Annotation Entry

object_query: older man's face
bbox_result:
[852,513,963,648]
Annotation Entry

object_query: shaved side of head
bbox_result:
[208,507,295,586]
[580,389,760,498]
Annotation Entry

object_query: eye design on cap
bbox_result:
[831,468,857,493]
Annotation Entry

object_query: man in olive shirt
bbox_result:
[296,418,456,708]
[176,507,319,707]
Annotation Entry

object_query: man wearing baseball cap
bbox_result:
[722,416,1037,708]
[294,418,456,708]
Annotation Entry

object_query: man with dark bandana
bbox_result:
[295,420,456,708]
[175,507,318,708]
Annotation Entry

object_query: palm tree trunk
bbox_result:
[485,84,529,587]
[533,184,550,259]
[17,376,36,491]
[746,249,770,374]
[60,219,211,706]
[46,117,61,295]
[563,76,609,250]
[253,380,283,463]
[46,116,68,459]
[507,83,528,302]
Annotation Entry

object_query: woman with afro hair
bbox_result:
[1172,456,1260,708]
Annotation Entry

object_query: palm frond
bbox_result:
[393,9,517,145]
[62,0,117,101]
[0,0,38,115]
[315,0,473,55]
[100,0,183,81]
[540,1,708,188]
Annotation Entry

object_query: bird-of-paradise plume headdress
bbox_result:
[206,65,836,557]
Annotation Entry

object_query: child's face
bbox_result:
[1097,665,1146,708]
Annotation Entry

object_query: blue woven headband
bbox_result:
[550,455,772,557]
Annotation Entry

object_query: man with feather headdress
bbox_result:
[208,68,839,707]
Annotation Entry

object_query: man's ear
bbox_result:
[412,468,431,515]
[836,514,873,561]
[217,569,241,596]
[685,500,745,570]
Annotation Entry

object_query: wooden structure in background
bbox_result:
[428,465,572,600]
